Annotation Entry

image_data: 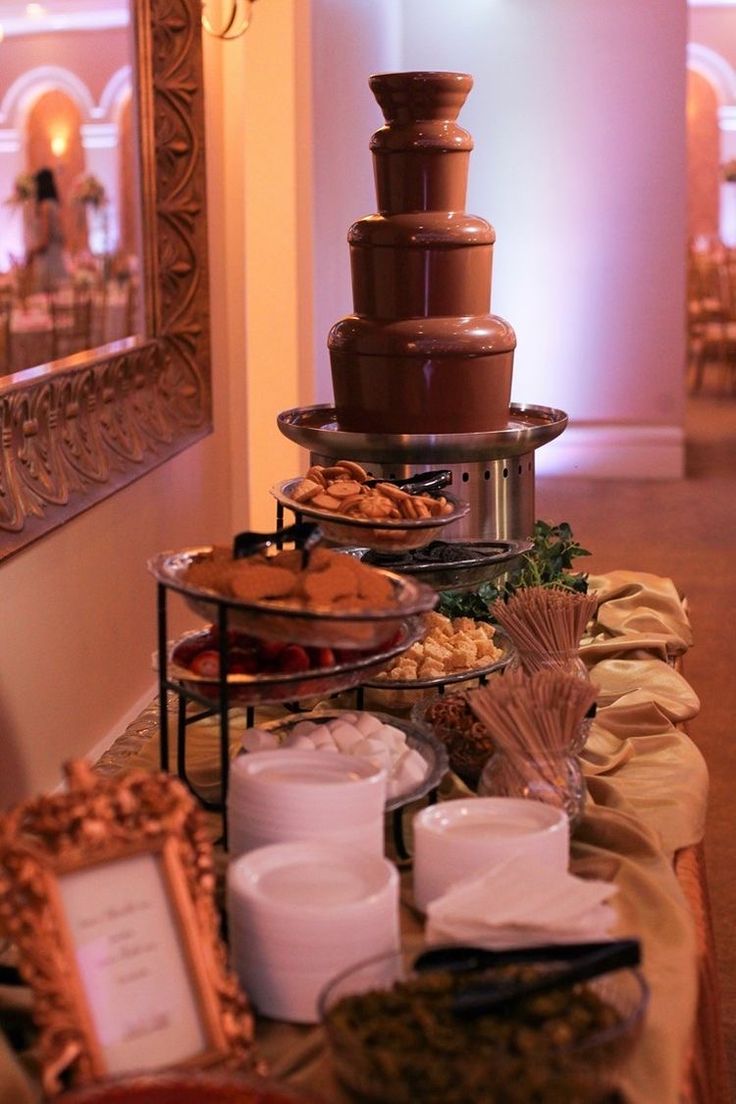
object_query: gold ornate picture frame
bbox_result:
[0,762,256,1096]
[0,0,212,560]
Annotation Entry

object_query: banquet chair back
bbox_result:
[687,242,736,393]
[0,303,11,375]
[50,293,93,360]
[125,278,139,336]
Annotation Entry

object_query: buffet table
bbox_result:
[0,571,728,1103]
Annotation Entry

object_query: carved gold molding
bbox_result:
[0,0,212,561]
[0,761,258,1095]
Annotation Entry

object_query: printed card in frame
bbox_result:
[0,762,258,1096]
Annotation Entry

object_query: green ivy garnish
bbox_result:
[437,520,591,623]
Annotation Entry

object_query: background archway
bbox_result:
[25,89,86,253]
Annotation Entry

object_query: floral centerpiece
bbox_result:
[72,174,107,207]
[4,172,35,206]
[722,160,736,183]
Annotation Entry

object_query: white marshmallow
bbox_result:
[291,721,319,736]
[282,733,317,750]
[353,713,384,737]
[379,725,408,752]
[328,721,364,754]
[310,727,337,750]
[241,728,280,752]
[394,747,427,789]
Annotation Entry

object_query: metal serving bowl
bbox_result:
[271,477,470,553]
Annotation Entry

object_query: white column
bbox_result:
[0,128,26,268]
[718,106,736,246]
[80,122,119,253]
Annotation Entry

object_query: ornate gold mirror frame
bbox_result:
[0,761,256,1096]
[0,0,212,561]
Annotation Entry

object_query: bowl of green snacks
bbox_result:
[319,944,648,1104]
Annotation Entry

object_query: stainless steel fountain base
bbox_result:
[277,403,567,542]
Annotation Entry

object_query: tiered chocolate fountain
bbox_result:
[278,71,566,541]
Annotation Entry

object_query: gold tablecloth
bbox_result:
[0,571,721,1102]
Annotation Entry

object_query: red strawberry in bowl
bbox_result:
[228,648,260,675]
[276,644,311,673]
[310,646,336,669]
[189,650,221,679]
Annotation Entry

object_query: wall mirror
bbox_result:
[0,0,212,560]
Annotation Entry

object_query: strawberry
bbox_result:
[228,648,259,675]
[172,637,209,668]
[310,646,336,669]
[189,650,221,678]
[258,639,289,663]
[276,644,311,673]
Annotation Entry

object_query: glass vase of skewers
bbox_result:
[468,666,598,828]
[492,586,599,754]
[478,748,587,826]
[511,648,593,755]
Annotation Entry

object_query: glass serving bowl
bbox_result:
[167,618,426,708]
[411,691,496,791]
[148,547,438,649]
[319,949,649,1104]
[239,708,449,812]
[271,477,470,552]
[360,635,513,713]
[344,538,533,592]
[59,1072,318,1104]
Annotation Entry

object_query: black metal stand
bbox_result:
[155,575,459,860]
[157,581,239,848]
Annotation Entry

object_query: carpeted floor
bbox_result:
[536,390,736,1091]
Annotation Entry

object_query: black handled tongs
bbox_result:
[413,940,641,1019]
[233,521,322,567]
[363,469,452,495]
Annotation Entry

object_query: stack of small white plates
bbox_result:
[227,749,387,858]
[228,840,400,1023]
[412,797,569,912]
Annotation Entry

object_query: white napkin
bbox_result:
[425,855,617,949]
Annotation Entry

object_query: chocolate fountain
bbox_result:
[279,71,566,541]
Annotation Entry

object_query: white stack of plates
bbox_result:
[228,840,400,1023]
[412,797,570,912]
[227,749,387,858]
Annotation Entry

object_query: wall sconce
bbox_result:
[201,0,257,39]
[50,132,68,158]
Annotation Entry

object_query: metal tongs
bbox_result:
[363,469,453,495]
[413,939,641,1019]
[233,521,323,567]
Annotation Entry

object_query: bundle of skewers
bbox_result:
[492,586,599,674]
[469,667,598,824]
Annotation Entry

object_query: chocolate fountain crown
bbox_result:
[329,71,515,436]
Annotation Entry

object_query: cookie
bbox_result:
[230,563,297,601]
[303,563,359,605]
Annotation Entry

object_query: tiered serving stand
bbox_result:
[150,507,520,852]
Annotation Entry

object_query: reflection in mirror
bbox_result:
[0,0,143,377]
[0,0,212,562]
